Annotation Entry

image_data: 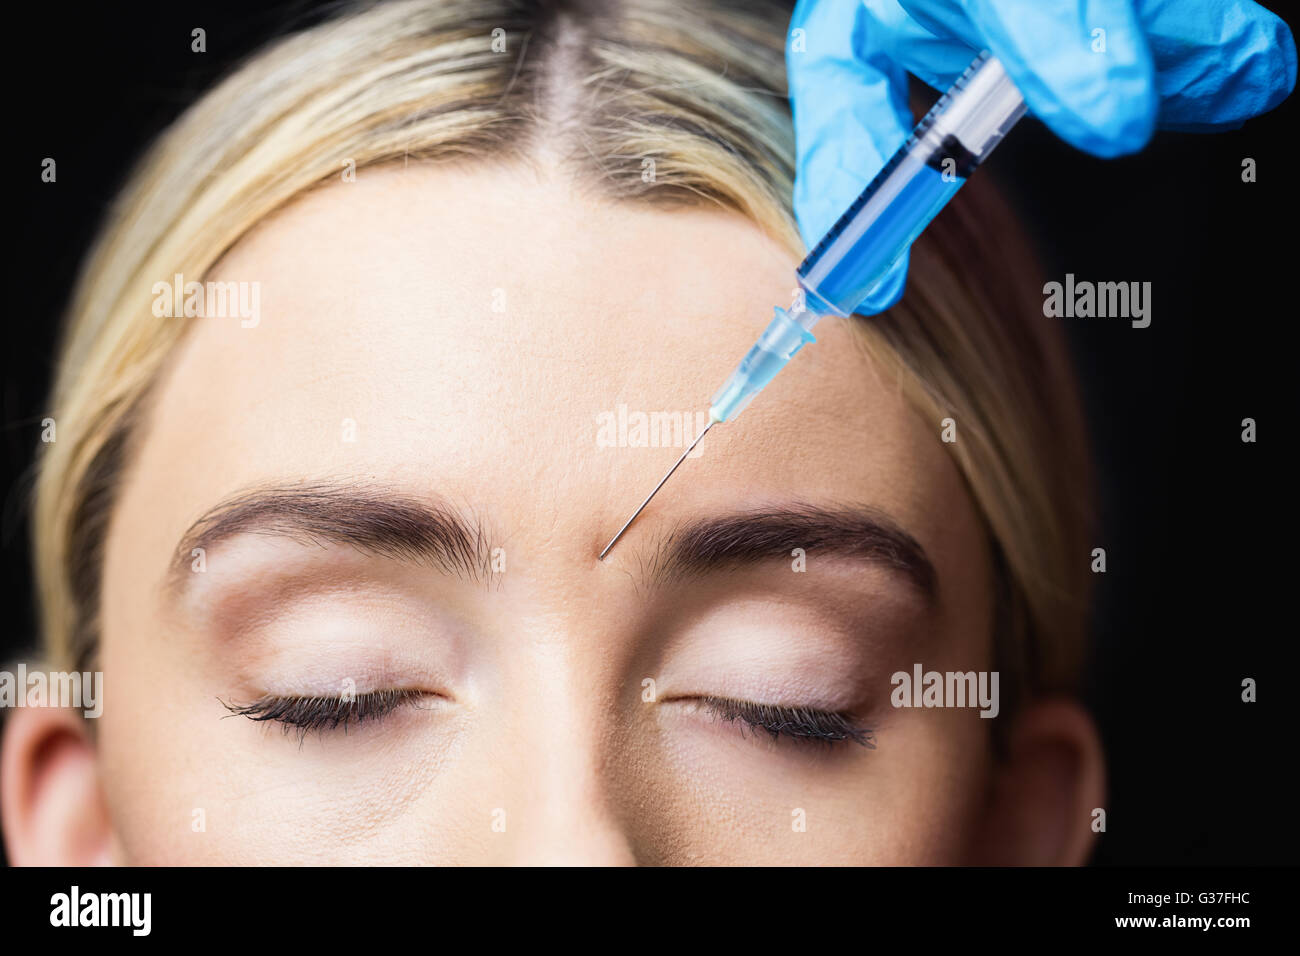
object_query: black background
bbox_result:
[3,1,1296,867]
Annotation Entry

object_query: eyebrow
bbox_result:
[643,505,938,601]
[167,487,936,602]
[167,482,491,593]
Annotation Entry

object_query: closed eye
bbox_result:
[221,689,434,744]
[693,695,875,749]
[222,689,874,751]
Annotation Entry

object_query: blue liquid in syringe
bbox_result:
[798,153,966,315]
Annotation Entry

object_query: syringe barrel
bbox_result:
[796,51,1027,319]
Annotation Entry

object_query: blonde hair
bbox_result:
[35,0,1092,713]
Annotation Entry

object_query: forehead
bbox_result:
[114,163,982,592]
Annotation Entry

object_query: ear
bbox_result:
[1,702,116,865]
[968,698,1106,865]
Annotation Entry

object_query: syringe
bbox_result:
[599,50,1027,561]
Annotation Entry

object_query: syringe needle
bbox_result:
[598,420,715,561]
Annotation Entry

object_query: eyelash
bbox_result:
[223,690,875,751]
[222,689,427,743]
[695,695,876,750]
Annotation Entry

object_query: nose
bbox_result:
[504,791,639,866]
[491,653,638,865]
[496,719,639,866]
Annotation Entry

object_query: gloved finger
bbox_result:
[1131,0,1296,130]
[859,0,979,91]
[788,0,912,313]
[900,0,1159,157]
[867,0,1295,132]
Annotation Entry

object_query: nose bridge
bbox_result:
[497,642,638,866]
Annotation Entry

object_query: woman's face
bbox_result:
[93,163,1003,864]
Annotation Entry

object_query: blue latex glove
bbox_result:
[788,0,1297,313]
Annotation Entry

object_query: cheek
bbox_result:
[94,605,303,863]
[95,620,247,864]
[94,624,456,864]
[94,652,199,863]
[866,710,994,863]
[602,701,992,865]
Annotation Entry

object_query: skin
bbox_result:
[2,163,1103,864]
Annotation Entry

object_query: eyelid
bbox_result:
[691,695,876,749]
[221,688,432,743]
[225,689,875,751]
